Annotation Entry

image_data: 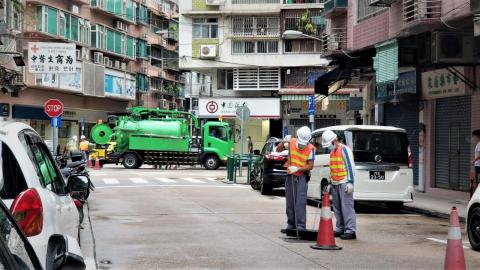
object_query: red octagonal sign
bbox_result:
[44,99,63,118]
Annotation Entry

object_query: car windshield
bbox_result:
[348,131,409,165]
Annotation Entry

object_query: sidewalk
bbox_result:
[405,191,470,221]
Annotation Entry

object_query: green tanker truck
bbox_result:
[91,107,234,170]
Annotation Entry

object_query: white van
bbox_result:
[308,125,414,210]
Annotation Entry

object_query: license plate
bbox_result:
[369,171,385,180]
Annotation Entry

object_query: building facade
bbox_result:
[321,0,479,197]
[179,0,358,152]
[0,0,183,150]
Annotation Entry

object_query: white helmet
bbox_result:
[321,129,337,148]
[72,135,78,141]
[80,135,86,140]
[296,126,312,145]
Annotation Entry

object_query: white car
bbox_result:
[0,121,80,267]
[308,125,414,210]
[467,187,480,251]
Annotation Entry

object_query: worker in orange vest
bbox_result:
[79,135,90,162]
[322,129,357,240]
[277,126,315,233]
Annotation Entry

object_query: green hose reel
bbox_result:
[91,124,113,145]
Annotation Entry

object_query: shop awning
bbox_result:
[280,95,311,101]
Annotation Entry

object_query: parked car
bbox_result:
[0,198,85,269]
[467,187,480,251]
[308,125,414,210]
[0,121,80,268]
[250,137,288,195]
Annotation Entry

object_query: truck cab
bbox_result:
[202,122,234,170]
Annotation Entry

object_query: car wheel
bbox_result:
[204,155,220,170]
[468,207,480,251]
[250,165,261,190]
[123,153,140,169]
[260,176,272,195]
[386,202,404,212]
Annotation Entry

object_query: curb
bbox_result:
[80,203,98,270]
[404,205,466,223]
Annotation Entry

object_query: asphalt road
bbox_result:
[86,165,480,270]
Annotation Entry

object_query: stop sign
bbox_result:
[44,99,63,118]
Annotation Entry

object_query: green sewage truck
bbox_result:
[90,107,234,170]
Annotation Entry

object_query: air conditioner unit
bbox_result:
[121,62,127,70]
[431,32,473,64]
[369,0,397,7]
[472,0,480,13]
[114,60,121,69]
[115,21,128,32]
[200,45,217,59]
[103,57,109,66]
[140,67,148,74]
[81,47,89,60]
[328,42,340,51]
[161,39,167,46]
[108,59,114,68]
[70,4,80,14]
[142,33,148,39]
[205,0,221,6]
[159,99,168,109]
[93,52,104,64]
[76,49,81,60]
[161,71,166,78]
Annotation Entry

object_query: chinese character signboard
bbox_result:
[376,70,417,102]
[199,98,280,118]
[28,42,76,74]
[421,67,466,100]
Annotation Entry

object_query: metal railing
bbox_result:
[322,28,346,52]
[403,0,441,27]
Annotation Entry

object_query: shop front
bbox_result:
[198,98,281,153]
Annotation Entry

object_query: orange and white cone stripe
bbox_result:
[444,206,466,270]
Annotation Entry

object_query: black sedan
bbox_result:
[250,137,288,195]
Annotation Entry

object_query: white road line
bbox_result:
[205,178,217,181]
[155,178,177,183]
[182,178,206,184]
[129,178,149,184]
[103,178,120,185]
[96,184,248,189]
[426,238,470,249]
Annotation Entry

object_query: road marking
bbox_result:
[103,178,119,185]
[129,178,149,184]
[95,184,248,189]
[205,178,217,181]
[426,238,470,249]
[155,178,177,183]
[182,178,206,184]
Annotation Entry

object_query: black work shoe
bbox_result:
[334,231,343,238]
[280,229,287,234]
[340,233,357,240]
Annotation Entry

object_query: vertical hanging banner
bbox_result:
[28,42,76,74]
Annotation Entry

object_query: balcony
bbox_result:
[168,30,178,42]
[282,0,324,7]
[322,28,347,52]
[89,0,136,24]
[402,0,441,31]
[323,0,348,18]
[231,17,280,39]
[164,59,179,71]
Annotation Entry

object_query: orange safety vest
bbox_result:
[286,138,314,176]
[79,141,89,151]
[330,144,348,182]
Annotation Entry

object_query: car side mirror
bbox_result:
[67,175,89,201]
[46,235,86,270]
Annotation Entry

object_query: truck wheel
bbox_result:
[123,153,140,169]
[204,155,220,170]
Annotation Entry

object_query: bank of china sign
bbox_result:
[28,42,76,74]
[199,98,280,118]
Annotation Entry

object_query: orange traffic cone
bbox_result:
[444,206,466,270]
[88,158,93,168]
[311,191,342,250]
[94,157,102,170]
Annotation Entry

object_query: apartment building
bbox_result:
[0,0,183,150]
[179,0,358,151]
[320,0,480,196]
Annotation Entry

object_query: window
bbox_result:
[193,18,218,39]
[231,16,279,37]
[233,68,280,90]
[348,131,409,164]
[126,36,136,58]
[137,4,148,25]
[125,0,136,22]
[357,0,385,21]
[232,40,278,54]
[91,24,105,49]
[0,143,28,200]
[150,78,162,91]
[137,74,148,93]
[106,28,125,54]
[209,126,228,141]
[218,70,233,90]
[137,39,148,58]
[37,6,58,35]
[60,13,89,43]
[284,39,322,53]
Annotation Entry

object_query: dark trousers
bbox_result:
[285,174,307,230]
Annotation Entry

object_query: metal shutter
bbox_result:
[384,102,419,184]
[434,96,471,191]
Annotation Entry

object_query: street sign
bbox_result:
[308,95,315,115]
[44,99,64,118]
[283,126,288,137]
[50,117,62,128]
[28,42,76,74]
[236,106,250,120]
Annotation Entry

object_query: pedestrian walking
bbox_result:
[276,126,315,233]
[79,135,90,162]
[321,129,357,240]
[471,129,480,196]
[247,136,253,154]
